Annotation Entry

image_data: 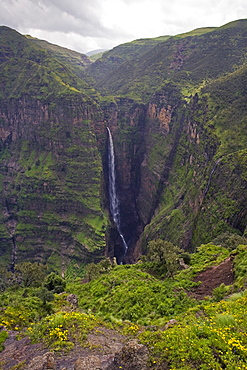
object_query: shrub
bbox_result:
[27,311,101,351]
[0,331,8,352]
[43,273,66,293]
[212,232,247,250]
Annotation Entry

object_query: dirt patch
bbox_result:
[191,257,234,300]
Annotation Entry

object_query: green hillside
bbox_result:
[88,19,247,101]
[25,35,94,84]
[1,242,247,368]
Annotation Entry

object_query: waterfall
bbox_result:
[107,127,128,255]
[204,158,221,197]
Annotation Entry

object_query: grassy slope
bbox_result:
[88,27,217,90]
[25,35,95,86]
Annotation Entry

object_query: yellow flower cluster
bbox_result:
[228,337,247,352]
[26,310,100,351]
[123,323,139,335]
[49,326,68,341]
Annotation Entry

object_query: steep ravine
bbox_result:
[101,98,146,263]
[101,89,186,262]
[102,88,247,262]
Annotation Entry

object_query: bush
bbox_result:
[15,262,48,288]
[212,283,230,302]
[212,232,247,250]
[43,273,66,293]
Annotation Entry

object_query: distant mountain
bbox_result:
[88,20,247,100]
[86,49,108,56]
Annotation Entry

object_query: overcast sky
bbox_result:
[0,0,246,54]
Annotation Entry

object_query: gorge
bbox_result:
[0,19,247,271]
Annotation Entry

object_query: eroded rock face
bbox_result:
[74,340,150,370]
[0,95,107,270]
[0,327,132,370]
[107,339,149,370]
[27,352,56,370]
[74,354,114,370]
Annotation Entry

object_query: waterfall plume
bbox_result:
[107,127,128,257]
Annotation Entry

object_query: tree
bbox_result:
[15,262,47,288]
[146,239,182,278]
[212,232,247,250]
[36,286,54,314]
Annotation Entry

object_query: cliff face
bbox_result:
[1,21,247,269]
[101,92,182,261]
[0,95,107,270]
[104,78,247,261]
[97,19,247,260]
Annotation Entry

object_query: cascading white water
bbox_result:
[107,127,128,255]
[204,158,221,197]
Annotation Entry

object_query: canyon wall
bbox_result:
[0,94,106,271]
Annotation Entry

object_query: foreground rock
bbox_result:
[107,339,149,370]
[0,328,150,369]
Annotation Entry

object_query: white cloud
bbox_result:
[0,0,246,53]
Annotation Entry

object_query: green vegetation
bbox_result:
[140,295,247,369]
[66,243,230,325]
[88,20,247,101]
[0,331,8,352]
[142,239,184,278]
[0,242,247,369]
[43,272,66,293]
[27,311,102,351]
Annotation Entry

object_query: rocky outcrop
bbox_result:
[0,328,150,370]
[27,352,56,370]
[107,339,149,370]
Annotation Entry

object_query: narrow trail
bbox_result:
[191,257,234,300]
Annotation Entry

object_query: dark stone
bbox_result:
[106,339,149,370]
